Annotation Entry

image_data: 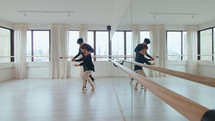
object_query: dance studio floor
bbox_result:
[0,77,214,121]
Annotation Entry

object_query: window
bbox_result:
[26,31,32,62]
[87,31,94,48]
[140,31,150,54]
[95,31,108,61]
[27,30,50,62]
[140,31,150,43]
[88,31,95,59]
[167,31,187,60]
[126,31,132,60]
[198,29,213,60]
[0,27,13,63]
[182,32,187,60]
[69,31,80,56]
[112,31,124,57]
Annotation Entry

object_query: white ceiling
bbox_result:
[0,0,215,26]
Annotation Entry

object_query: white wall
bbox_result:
[27,62,50,78]
[0,19,13,29]
[197,61,215,78]
[0,63,14,81]
[198,20,215,30]
[166,61,187,72]
[27,61,129,79]
[69,61,129,77]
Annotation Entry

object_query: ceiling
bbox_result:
[0,0,215,26]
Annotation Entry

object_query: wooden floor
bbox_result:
[0,77,214,121]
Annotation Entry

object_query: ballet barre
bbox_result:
[109,59,215,121]
[59,55,135,59]
[59,55,159,59]
[118,59,215,88]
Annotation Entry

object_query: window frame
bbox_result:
[88,30,109,61]
[166,30,186,60]
[197,27,215,61]
[88,30,132,61]
[0,26,14,62]
[27,30,51,62]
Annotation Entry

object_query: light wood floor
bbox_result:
[0,77,214,121]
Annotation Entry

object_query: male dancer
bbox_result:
[74,45,95,92]
[134,38,154,60]
[72,38,95,86]
[131,38,154,89]
[134,45,152,91]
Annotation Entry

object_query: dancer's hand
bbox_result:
[150,62,156,65]
[74,64,79,66]
[71,58,75,61]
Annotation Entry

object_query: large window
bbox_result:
[198,28,213,60]
[0,27,13,63]
[68,31,80,56]
[167,31,187,60]
[27,30,50,62]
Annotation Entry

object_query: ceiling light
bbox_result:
[150,12,198,16]
[18,10,74,14]
[23,12,27,17]
[67,13,71,17]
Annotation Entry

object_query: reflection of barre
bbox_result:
[0,56,50,58]
[109,59,215,121]
[120,59,215,88]
[0,56,15,58]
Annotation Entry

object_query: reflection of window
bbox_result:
[0,27,13,63]
[140,31,150,54]
[167,31,187,60]
[198,29,213,60]
[27,30,50,62]
[69,31,79,56]
[112,31,124,56]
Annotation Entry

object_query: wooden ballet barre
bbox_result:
[119,59,215,88]
[109,59,215,121]
[59,55,135,59]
